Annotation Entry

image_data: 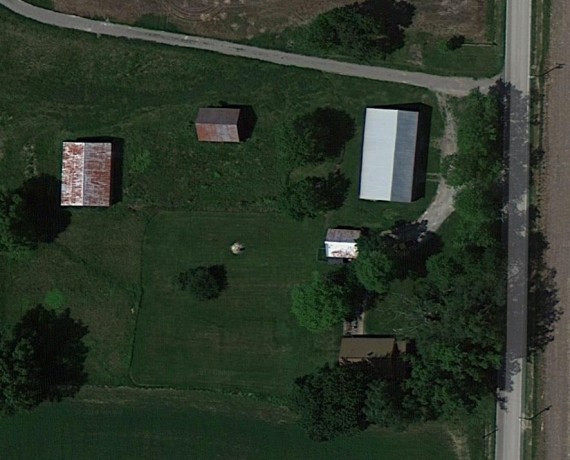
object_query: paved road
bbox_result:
[0,0,496,96]
[495,0,532,459]
[540,0,570,457]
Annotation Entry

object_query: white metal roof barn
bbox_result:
[359,108,423,203]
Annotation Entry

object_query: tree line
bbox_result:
[289,88,506,440]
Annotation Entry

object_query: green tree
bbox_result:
[352,231,399,293]
[178,265,227,301]
[308,0,415,58]
[443,89,502,188]
[353,249,394,294]
[403,247,505,419]
[291,363,373,441]
[0,306,88,415]
[446,35,465,51]
[364,380,412,429]
[280,172,350,220]
[276,108,355,167]
[291,271,351,332]
[453,184,502,249]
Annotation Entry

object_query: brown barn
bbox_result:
[61,142,112,207]
[339,336,409,380]
[195,108,243,143]
[338,337,407,364]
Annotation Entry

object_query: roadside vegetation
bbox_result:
[289,89,505,449]
[246,0,505,77]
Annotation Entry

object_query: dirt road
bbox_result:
[540,0,570,458]
[0,0,495,96]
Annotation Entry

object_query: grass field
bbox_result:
[0,207,145,385]
[0,1,443,386]
[0,5,467,456]
[130,212,340,394]
[0,386,459,460]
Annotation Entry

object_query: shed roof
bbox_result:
[61,142,112,207]
[359,108,419,202]
[339,337,407,364]
[325,229,361,259]
[195,108,241,142]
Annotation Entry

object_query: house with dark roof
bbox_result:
[61,142,113,207]
[339,336,410,379]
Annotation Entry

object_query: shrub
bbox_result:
[177,265,228,301]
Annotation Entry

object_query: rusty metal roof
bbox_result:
[61,142,112,207]
[195,108,241,143]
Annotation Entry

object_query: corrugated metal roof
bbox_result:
[359,108,419,202]
[195,108,241,143]
[61,142,112,207]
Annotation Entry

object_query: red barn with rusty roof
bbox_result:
[195,108,243,143]
[61,142,112,207]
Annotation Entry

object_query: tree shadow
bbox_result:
[217,101,258,141]
[359,0,416,56]
[208,264,228,292]
[12,174,71,244]
[385,220,443,277]
[321,171,351,210]
[11,305,89,403]
[528,204,561,354]
[305,107,356,159]
[76,136,124,204]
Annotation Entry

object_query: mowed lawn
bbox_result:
[0,387,459,460]
[0,208,146,385]
[131,212,340,394]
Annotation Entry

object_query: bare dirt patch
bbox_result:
[53,0,488,41]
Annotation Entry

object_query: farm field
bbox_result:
[0,4,467,457]
[41,0,504,77]
[0,386,459,460]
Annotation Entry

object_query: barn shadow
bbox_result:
[75,136,124,204]
[217,101,258,141]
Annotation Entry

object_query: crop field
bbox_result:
[0,386,459,460]
[45,0,504,77]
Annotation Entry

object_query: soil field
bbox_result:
[51,0,490,41]
[538,0,570,457]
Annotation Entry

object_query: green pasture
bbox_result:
[0,208,145,385]
[130,212,339,393]
[0,387,458,460]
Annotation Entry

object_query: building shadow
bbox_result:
[217,101,258,141]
